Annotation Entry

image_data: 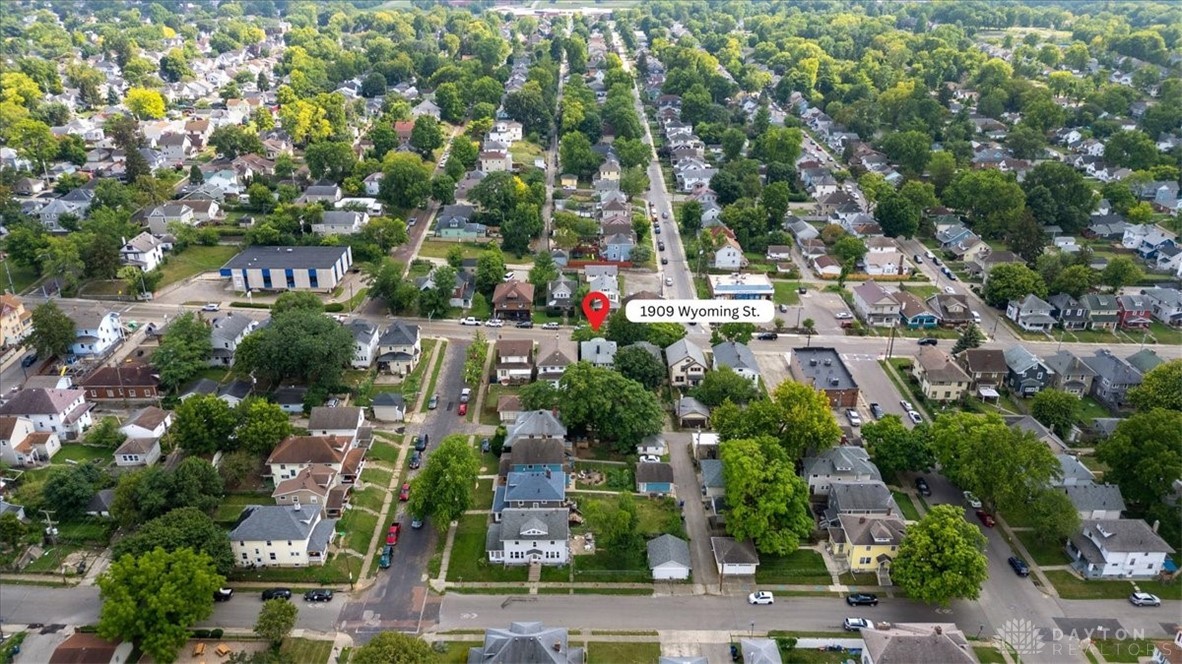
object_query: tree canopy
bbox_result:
[407,435,479,525]
[892,504,989,606]
[720,437,813,555]
[712,380,841,459]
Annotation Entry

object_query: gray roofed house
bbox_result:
[1062,484,1126,519]
[486,508,571,566]
[209,313,259,367]
[86,488,116,517]
[629,340,663,362]
[712,341,759,385]
[1069,518,1175,579]
[1006,294,1056,332]
[802,446,882,495]
[1125,348,1163,374]
[665,338,708,388]
[711,537,760,575]
[860,624,976,664]
[826,481,900,523]
[1043,350,1098,397]
[503,471,566,503]
[647,534,692,579]
[228,504,338,567]
[217,379,253,406]
[738,639,782,664]
[580,337,617,368]
[179,377,219,400]
[676,396,710,427]
[0,499,26,520]
[505,410,567,450]
[636,462,674,493]
[370,391,406,423]
[1053,454,1096,487]
[700,459,725,496]
[1003,345,1053,396]
[466,622,583,664]
[1080,350,1143,409]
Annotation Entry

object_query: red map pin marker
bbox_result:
[582,291,611,331]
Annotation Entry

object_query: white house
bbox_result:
[229,504,338,567]
[209,313,259,367]
[0,415,61,466]
[536,339,575,386]
[0,388,94,439]
[306,406,367,441]
[711,536,760,576]
[486,508,570,565]
[711,341,760,386]
[348,320,381,369]
[852,281,900,328]
[119,232,165,273]
[713,236,746,270]
[665,339,707,388]
[488,120,523,143]
[375,321,421,376]
[1067,519,1175,579]
[267,433,365,484]
[495,339,534,384]
[801,446,882,496]
[145,203,195,235]
[67,308,124,358]
[479,150,512,173]
[311,210,368,235]
[647,534,691,581]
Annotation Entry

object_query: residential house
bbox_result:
[158,132,192,164]
[218,380,253,407]
[67,307,123,358]
[1151,629,1182,664]
[209,313,260,367]
[926,294,975,328]
[348,320,381,369]
[546,275,577,311]
[497,395,523,425]
[493,471,566,520]
[0,388,93,439]
[499,438,566,476]
[49,633,133,664]
[145,203,195,235]
[272,386,308,415]
[307,406,366,442]
[825,482,901,523]
[602,231,637,262]
[587,274,620,309]
[486,508,570,565]
[1044,351,1098,396]
[711,537,760,576]
[536,339,576,386]
[1081,293,1120,331]
[1122,224,1175,259]
[789,347,860,408]
[375,321,421,376]
[1003,346,1054,396]
[311,211,367,235]
[1067,518,1175,579]
[114,406,171,467]
[465,622,582,664]
[229,504,337,567]
[412,99,441,119]
[0,294,33,349]
[491,281,534,321]
[495,339,534,385]
[708,273,775,300]
[828,514,907,575]
[712,341,759,386]
[802,446,882,496]
[417,267,475,309]
[896,292,939,329]
[370,392,406,423]
[1048,293,1090,331]
[80,365,160,401]
[1061,484,1127,520]
[737,639,782,664]
[504,410,567,451]
[267,434,365,485]
[479,150,512,173]
[860,624,976,664]
[179,378,219,401]
[297,184,342,205]
[852,281,901,328]
[912,346,971,402]
[1081,351,1143,410]
[580,337,617,368]
[119,232,165,272]
[1006,294,1057,333]
[713,236,745,270]
[647,534,691,581]
[1117,294,1154,330]
[636,462,674,494]
[1127,348,1164,375]
[956,348,1007,390]
[0,416,60,466]
[271,467,342,517]
[665,339,707,388]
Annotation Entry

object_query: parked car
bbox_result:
[542,322,560,330]
[914,255,923,264]
[755,332,778,340]
[900,400,915,411]
[975,510,996,527]
[378,549,392,569]
[387,523,402,545]
[503,271,515,282]
[907,410,923,424]
[869,403,884,419]
[213,587,234,602]
[917,338,938,346]
[747,591,775,605]
[639,455,660,463]
[843,617,871,631]
[459,317,480,326]
[1008,556,1030,577]
[665,277,673,286]
[846,593,879,606]
[20,353,37,368]
[409,451,421,469]
[654,226,661,234]
[964,491,982,508]
[458,403,468,416]
[202,303,220,312]
[411,515,424,529]
[413,435,427,451]
[485,319,504,327]
[515,320,534,328]
[428,394,439,410]
[846,409,862,427]
[943,286,956,294]
[662,212,668,219]
[661,258,669,265]
[971,311,982,323]
[658,242,666,251]
[914,477,931,496]
[303,589,334,602]
[261,588,292,601]
[779,304,788,313]
[835,312,853,320]
[399,483,410,501]
[459,388,471,403]
[1129,592,1161,607]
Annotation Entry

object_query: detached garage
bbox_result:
[647,534,691,581]
[711,536,760,576]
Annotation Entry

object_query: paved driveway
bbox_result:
[666,431,718,592]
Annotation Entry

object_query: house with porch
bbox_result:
[229,504,338,568]
[1043,351,1097,397]
[1143,287,1182,327]
[209,313,260,367]
[802,446,881,496]
[495,339,534,385]
[491,281,534,321]
[375,321,421,376]
[536,339,575,386]
[665,339,707,388]
[912,346,971,402]
[266,434,365,485]
[1067,519,1174,579]
[852,281,900,328]
[1049,293,1090,330]
[1117,294,1154,330]
[0,415,60,466]
[1007,294,1056,332]
[1081,294,1120,331]
[486,508,570,565]
[1081,351,1143,410]
[1003,346,1054,397]
[828,514,906,578]
[896,292,939,329]
[119,232,165,272]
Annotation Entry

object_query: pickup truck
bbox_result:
[459,317,480,326]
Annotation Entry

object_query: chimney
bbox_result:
[859,516,866,524]
[292,498,301,511]
[935,626,943,635]
[1153,520,1160,533]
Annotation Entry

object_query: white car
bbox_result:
[971,311,981,323]
[963,491,982,509]
[503,271,515,282]
[459,317,481,326]
[639,455,660,463]
[541,322,560,330]
[846,409,862,427]
[907,410,923,424]
[201,303,220,312]
[843,617,871,631]
[900,400,915,411]
[747,591,775,605]
[665,277,673,286]
[485,319,504,327]
[944,286,956,294]
[1129,592,1161,607]
[835,312,853,320]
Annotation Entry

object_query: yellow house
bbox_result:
[828,514,906,576]
[911,346,971,402]
[0,293,32,349]
[560,174,578,190]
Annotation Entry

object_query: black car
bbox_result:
[755,332,778,340]
[869,402,884,419]
[409,451,422,469]
[515,320,534,328]
[917,337,938,346]
[914,477,932,496]
[213,587,234,602]
[261,588,292,601]
[303,589,334,602]
[658,242,666,251]
[413,435,427,451]
[1008,556,1030,577]
[846,593,879,606]
[661,258,669,265]
[20,353,37,368]
[729,644,741,662]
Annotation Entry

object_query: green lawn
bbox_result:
[573,462,633,492]
[24,545,87,573]
[973,646,1006,664]
[754,549,831,585]
[509,140,545,167]
[772,280,803,306]
[360,466,393,487]
[777,647,852,663]
[55,519,115,545]
[0,258,38,294]
[280,638,334,664]
[473,478,494,510]
[1043,570,1182,601]
[1013,529,1071,566]
[365,437,401,464]
[480,384,519,426]
[349,485,387,514]
[228,552,357,584]
[634,496,684,538]
[1146,322,1182,346]
[400,338,438,408]
[53,444,111,465]
[573,546,650,582]
[423,340,448,409]
[447,514,529,583]
[891,491,921,521]
[900,284,939,300]
[158,245,241,288]
[587,642,662,664]
[418,240,497,261]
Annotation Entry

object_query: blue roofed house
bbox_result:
[935,223,973,249]
[493,469,566,522]
[1003,346,1054,396]
[637,462,674,494]
[434,204,487,239]
[229,504,337,567]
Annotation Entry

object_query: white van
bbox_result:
[971,310,982,323]
[459,388,472,403]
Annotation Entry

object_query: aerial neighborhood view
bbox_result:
[1,0,1181,662]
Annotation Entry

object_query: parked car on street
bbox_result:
[515,320,534,328]
[907,410,923,424]
[846,409,862,427]
[846,593,879,606]
[387,523,402,545]
[976,510,996,527]
[458,403,468,416]
[914,477,931,496]
[964,491,982,508]
[459,317,480,326]
[428,394,439,410]
[261,588,292,601]
[541,322,560,330]
[748,591,775,605]
[1129,592,1161,607]
[202,303,220,312]
[755,332,778,340]
[485,319,504,327]
[1008,556,1030,577]
[869,403,884,419]
[835,312,853,320]
[214,587,233,602]
[843,617,871,631]
[917,338,938,346]
[411,515,424,529]
[399,483,410,501]
[304,589,334,602]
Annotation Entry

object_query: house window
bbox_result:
[241,553,248,559]
[269,552,276,561]
[128,389,136,397]
[106,390,114,397]
[859,557,871,565]
[865,546,872,551]
[266,540,272,546]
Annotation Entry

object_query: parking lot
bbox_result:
[780,290,855,334]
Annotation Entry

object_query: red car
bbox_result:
[976,510,996,527]
[387,523,402,545]
[399,483,410,501]
[458,403,468,416]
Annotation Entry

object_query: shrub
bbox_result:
[210,628,223,638]
[324,303,344,312]
[192,629,211,638]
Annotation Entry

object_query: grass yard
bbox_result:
[634,496,685,538]
[509,140,545,166]
[24,545,85,573]
[229,552,356,584]
[348,485,386,514]
[777,647,852,663]
[400,338,438,408]
[447,514,529,583]
[436,642,479,664]
[365,437,401,464]
[1147,321,1182,345]
[1091,638,1161,663]
[973,646,1006,664]
[0,258,38,294]
[539,564,571,583]
[54,519,114,545]
[587,641,662,664]
[900,284,939,299]
[337,507,379,553]
[76,280,126,297]
[418,240,496,261]
[280,638,333,664]
[1013,530,1071,566]
[891,491,921,521]
[480,384,519,426]
[158,245,241,288]
[755,549,831,585]
[1075,396,1110,424]
[473,478,494,511]
[1043,570,1182,601]
[572,461,633,492]
[53,444,111,465]
[423,340,448,407]
[214,493,271,524]
[573,547,650,582]
[892,326,960,339]
[360,465,393,488]
[772,280,803,306]
[1079,455,1108,477]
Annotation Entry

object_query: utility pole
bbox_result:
[40,509,59,545]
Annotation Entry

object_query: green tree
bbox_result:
[85,416,127,449]
[248,182,275,213]
[892,504,988,606]
[235,397,293,455]
[721,127,747,161]
[881,130,931,175]
[614,137,650,169]
[1026,487,1081,546]
[555,362,664,451]
[679,201,702,235]
[559,131,602,178]
[1007,124,1046,160]
[29,301,76,359]
[527,252,558,292]
[6,119,57,176]
[1031,389,1082,438]
[1104,130,1158,170]
[124,88,166,119]
[152,312,213,391]
[1022,162,1096,234]
[1128,360,1182,413]
[172,394,239,455]
[874,194,920,239]
[98,548,223,663]
[379,153,432,209]
[943,169,1026,237]
[757,126,802,166]
[272,291,325,315]
[951,324,985,354]
[410,115,444,159]
[619,166,649,199]
[434,82,465,123]
[720,437,813,555]
[418,264,457,319]
[863,416,934,482]
[407,435,479,525]
[929,412,1059,511]
[474,247,508,299]
[832,235,867,270]
[43,463,106,513]
[612,345,666,390]
[449,136,479,169]
[760,182,791,228]
[927,151,957,193]
[462,331,488,387]
[207,125,264,159]
[0,512,27,550]
[234,309,355,388]
[112,508,234,576]
[982,263,1047,308]
[255,599,298,648]
[1096,409,1182,510]
[350,632,437,664]
[1050,265,1095,299]
[431,174,456,205]
[1100,256,1143,291]
[304,141,357,182]
[693,367,760,407]
[712,380,841,459]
